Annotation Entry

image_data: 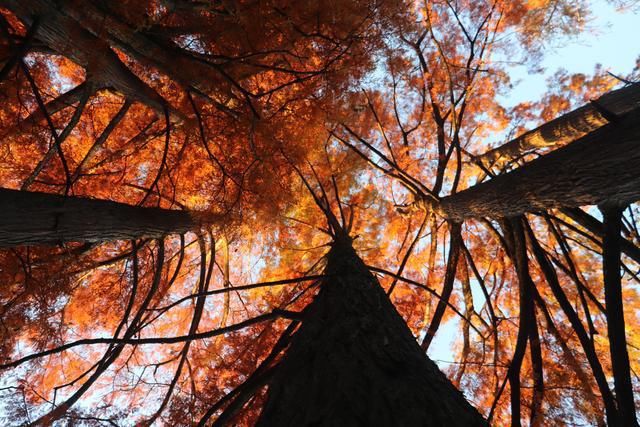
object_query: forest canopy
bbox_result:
[0,0,639,425]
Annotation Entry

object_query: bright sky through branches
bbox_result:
[505,1,640,107]
[428,0,640,368]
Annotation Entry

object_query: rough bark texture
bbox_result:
[257,237,487,427]
[436,109,640,221]
[476,82,640,168]
[55,0,231,95]
[1,0,168,113]
[0,188,202,246]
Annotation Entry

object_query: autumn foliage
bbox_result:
[0,0,639,426]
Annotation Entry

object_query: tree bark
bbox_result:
[475,82,640,168]
[0,0,168,113]
[0,188,207,246]
[257,237,487,426]
[56,0,232,96]
[600,204,638,427]
[436,109,640,221]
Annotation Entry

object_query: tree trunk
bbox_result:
[600,204,639,427]
[560,207,640,265]
[436,109,640,221]
[0,188,207,246]
[525,219,620,425]
[0,0,168,113]
[475,82,640,169]
[257,237,487,426]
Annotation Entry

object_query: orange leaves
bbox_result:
[527,0,552,8]
[47,55,86,90]
[1,0,639,425]
[540,93,571,121]
[541,65,618,120]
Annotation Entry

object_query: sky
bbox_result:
[505,1,640,107]
[428,0,640,383]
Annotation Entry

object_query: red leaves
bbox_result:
[0,0,639,425]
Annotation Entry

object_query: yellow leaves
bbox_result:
[526,0,551,9]
[183,193,209,211]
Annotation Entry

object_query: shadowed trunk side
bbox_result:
[0,188,211,246]
[436,110,640,221]
[257,237,487,426]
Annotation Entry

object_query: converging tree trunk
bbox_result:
[257,236,487,426]
[475,82,640,169]
[1,0,169,113]
[600,204,639,427]
[436,109,640,221]
[0,188,210,246]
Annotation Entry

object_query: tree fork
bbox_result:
[600,204,638,427]
[0,0,169,114]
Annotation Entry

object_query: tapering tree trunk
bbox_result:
[600,204,638,427]
[436,109,640,221]
[475,82,640,169]
[257,237,487,426]
[0,188,207,246]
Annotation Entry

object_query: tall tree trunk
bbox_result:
[0,188,210,246]
[600,204,639,427]
[475,82,640,169]
[435,109,640,221]
[257,237,487,426]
